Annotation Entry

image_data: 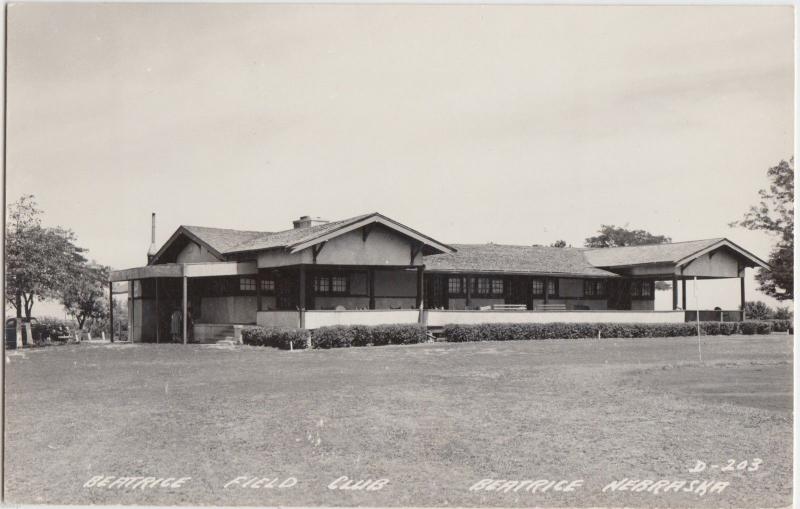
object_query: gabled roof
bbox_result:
[151,213,455,264]
[583,238,769,269]
[423,244,618,278]
[228,212,455,255]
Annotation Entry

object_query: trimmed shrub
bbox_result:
[770,319,793,333]
[311,323,427,349]
[739,321,772,335]
[242,326,308,350]
[441,321,776,342]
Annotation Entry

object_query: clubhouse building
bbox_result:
[109,212,769,343]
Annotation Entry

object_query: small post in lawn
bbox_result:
[694,276,701,361]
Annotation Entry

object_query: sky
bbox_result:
[5,3,794,316]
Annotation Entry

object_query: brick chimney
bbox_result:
[292,215,329,229]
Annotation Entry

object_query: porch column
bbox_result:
[256,271,263,312]
[740,275,746,320]
[543,277,550,305]
[182,275,188,345]
[108,282,114,343]
[299,265,307,328]
[465,275,472,309]
[368,268,375,310]
[672,276,678,310]
[155,278,160,344]
[416,266,424,309]
[681,279,686,310]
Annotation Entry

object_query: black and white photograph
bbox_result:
[2,3,795,508]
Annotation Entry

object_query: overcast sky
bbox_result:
[6,4,794,314]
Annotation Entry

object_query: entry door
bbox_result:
[607,279,632,310]
[506,277,529,308]
[424,275,448,309]
[275,270,298,310]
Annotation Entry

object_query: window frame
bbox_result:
[583,279,607,298]
[313,272,350,296]
[630,279,654,300]
[531,277,558,298]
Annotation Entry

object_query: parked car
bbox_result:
[5,317,43,349]
[37,319,72,343]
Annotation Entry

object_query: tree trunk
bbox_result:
[23,293,33,320]
[15,292,22,318]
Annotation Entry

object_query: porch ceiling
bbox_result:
[109,261,257,282]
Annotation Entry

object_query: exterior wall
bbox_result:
[681,250,740,278]
[448,297,505,310]
[305,310,420,329]
[314,296,371,309]
[630,299,655,311]
[532,298,608,310]
[129,297,157,342]
[426,310,685,327]
[257,225,422,269]
[624,263,676,277]
[311,268,418,310]
[176,242,218,263]
[200,296,258,324]
[257,311,301,328]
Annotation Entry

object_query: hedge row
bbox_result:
[442,320,779,342]
[242,320,787,350]
[242,323,427,350]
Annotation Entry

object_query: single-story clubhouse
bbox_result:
[109,212,770,343]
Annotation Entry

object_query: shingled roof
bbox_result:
[423,244,618,278]
[181,225,267,255]
[582,238,724,268]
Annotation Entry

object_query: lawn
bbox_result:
[4,335,792,507]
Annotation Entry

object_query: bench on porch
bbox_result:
[479,304,528,311]
[534,303,567,312]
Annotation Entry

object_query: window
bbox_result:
[476,277,490,295]
[239,277,256,291]
[584,280,606,297]
[491,279,504,295]
[260,278,275,292]
[314,274,348,295]
[631,280,653,298]
[532,278,557,297]
[448,277,462,295]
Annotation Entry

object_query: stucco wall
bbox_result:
[176,242,218,263]
[630,299,655,311]
[257,311,301,328]
[681,249,741,278]
[558,278,585,298]
[374,269,417,296]
[130,298,157,342]
[427,310,685,327]
[257,224,422,268]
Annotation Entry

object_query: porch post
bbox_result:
[368,268,375,310]
[416,266,424,309]
[256,271,263,312]
[155,278,160,344]
[672,276,678,310]
[465,275,472,309]
[109,282,114,343]
[681,279,686,310]
[299,265,306,328]
[740,275,746,320]
[182,275,188,345]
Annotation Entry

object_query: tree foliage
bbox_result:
[585,225,672,248]
[61,263,110,330]
[6,195,87,319]
[550,240,568,248]
[585,225,672,290]
[730,158,793,301]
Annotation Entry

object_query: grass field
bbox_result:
[4,335,793,507]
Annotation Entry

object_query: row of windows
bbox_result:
[584,280,606,297]
[447,277,557,297]
[631,279,653,298]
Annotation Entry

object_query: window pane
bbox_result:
[547,279,556,296]
[491,279,504,295]
[331,276,347,293]
[240,278,256,291]
[448,277,461,295]
[532,279,544,295]
[597,281,605,296]
[477,277,490,295]
[583,280,594,296]
[260,279,275,292]
[315,276,330,293]
[642,281,652,297]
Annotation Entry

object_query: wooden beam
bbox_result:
[312,242,327,264]
[362,224,373,242]
[465,275,472,309]
[299,265,307,311]
[543,277,550,305]
[672,276,678,310]
[681,279,686,310]
[410,242,424,265]
[256,271,263,312]
[155,278,160,344]
[109,282,114,343]
[740,275,746,319]
[182,276,188,345]
[368,268,375,310]
[416,266,424,309]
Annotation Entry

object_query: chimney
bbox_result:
[292,215,329,229]
[147,212,157,264]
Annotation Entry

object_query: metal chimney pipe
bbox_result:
[147,212,158,264]
[151,212,156,244]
